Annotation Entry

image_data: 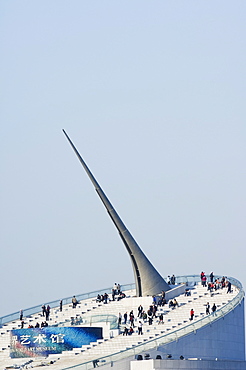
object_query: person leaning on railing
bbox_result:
[72,296,79,308]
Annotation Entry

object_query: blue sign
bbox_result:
[10,327,103,358]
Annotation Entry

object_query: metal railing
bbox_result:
[0,283,135,328]
[58,314,118,330]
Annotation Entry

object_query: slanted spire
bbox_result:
[63,130,170,296]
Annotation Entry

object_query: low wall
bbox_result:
[165,284,186,300]
[131,358,246,370]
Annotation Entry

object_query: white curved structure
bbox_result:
[0,275,245,369]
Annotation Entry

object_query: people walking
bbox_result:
[210,272,214,283]
[72,296,78,308]
[158,313,164,324]
[227,281,232,293]
[171,274,176,285]
[202,275,207,287]
[46,305,50,320]
[42,305,46,317]
[129,311,135,327]
[118,313,122,326]
[123,312,127,324]
[138,305,143,318]
[138,321,143,335]
[190,308,194,321]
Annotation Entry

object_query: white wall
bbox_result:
[148,299,245,361]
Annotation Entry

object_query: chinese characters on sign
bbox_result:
[10,327,102,358]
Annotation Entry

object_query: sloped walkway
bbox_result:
[0,278,241,370]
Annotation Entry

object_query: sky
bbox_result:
[1,1,246,318]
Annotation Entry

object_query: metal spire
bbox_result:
[63,129,170,296]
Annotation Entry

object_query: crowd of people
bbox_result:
[187,271,233,321]
[20,320,49,329]
[200,272,232,293]
[119,300,167,336]
[190,301,217,321]
[120,272,233,335]
[27,321,49,328]
[167,274,176,285]
[119,291,184,335]
[71,316,83,325]
[18,274,233,333]
[96,285,126,304]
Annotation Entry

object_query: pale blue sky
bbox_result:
[1,1,246,317]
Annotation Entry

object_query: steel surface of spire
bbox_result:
[63,129,170,296]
